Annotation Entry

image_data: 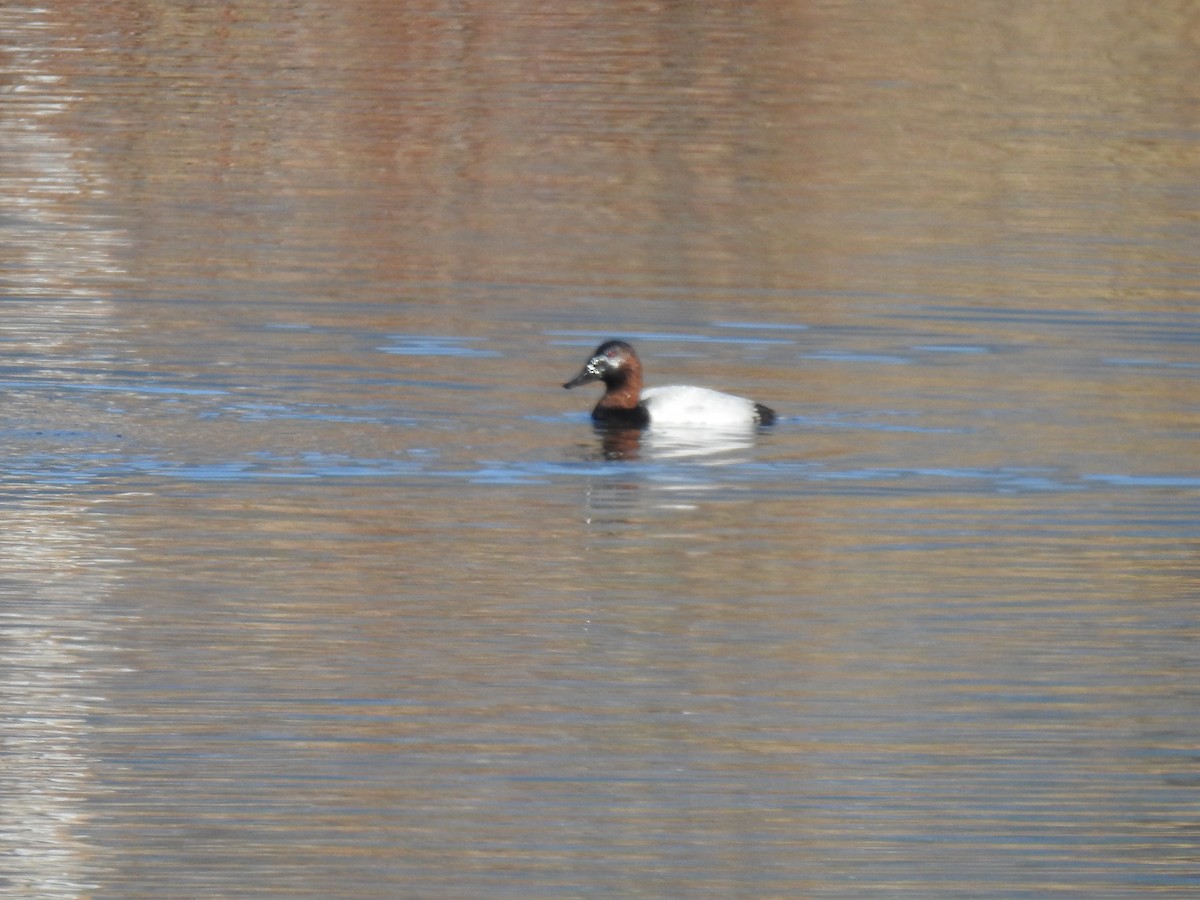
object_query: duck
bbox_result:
[563,339,776,429]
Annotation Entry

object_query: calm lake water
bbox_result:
[3,1,1199,897]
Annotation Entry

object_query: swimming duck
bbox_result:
[563,340,776,429]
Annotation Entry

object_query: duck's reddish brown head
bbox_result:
[562,340,641,391]
[562,340,649,426]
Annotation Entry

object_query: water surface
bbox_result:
[2,1,1198,897]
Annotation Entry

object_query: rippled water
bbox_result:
[3,1,1199,897]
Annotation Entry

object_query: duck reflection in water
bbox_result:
[594,424,643,460]
[589,422,761,461]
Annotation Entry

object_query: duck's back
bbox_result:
[641,385,770,428]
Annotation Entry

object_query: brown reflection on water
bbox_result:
[3,1,1195,303]
[74,470,1199,894]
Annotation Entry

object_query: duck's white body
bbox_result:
[641,385,765,429]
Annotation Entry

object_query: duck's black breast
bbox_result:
[592,404,650,429]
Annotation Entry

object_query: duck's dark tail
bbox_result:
[755,403,777,426]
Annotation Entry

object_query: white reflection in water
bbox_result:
[0,493,126,897]
[641,424,760,461]
[0,8,130,298]
[588,423,761,463]
[575,424,766,525]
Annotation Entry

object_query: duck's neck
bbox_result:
[592,370,647,426]
[596,369,642,412]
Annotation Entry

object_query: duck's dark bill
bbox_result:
[563,368,599,389]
